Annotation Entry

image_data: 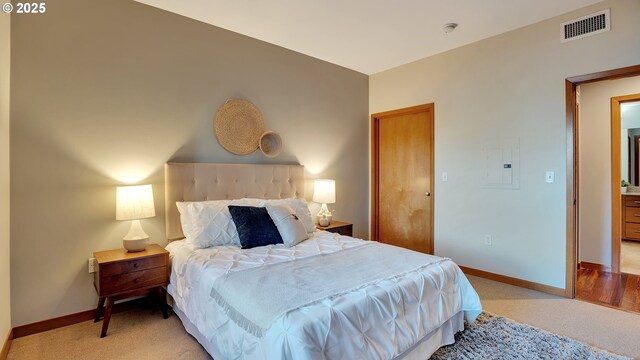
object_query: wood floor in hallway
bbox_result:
[576,268,640,313]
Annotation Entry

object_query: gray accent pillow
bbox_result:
[266,204,309,247]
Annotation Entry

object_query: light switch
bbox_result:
[545,171,555,183]
[442,172,448,182]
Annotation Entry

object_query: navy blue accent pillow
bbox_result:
[228,206,284,249]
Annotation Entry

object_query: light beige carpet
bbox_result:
[7,276,640,359]
[7,308,211,360]
[621,240,640,275]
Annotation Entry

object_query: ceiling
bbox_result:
[135,0,603,75]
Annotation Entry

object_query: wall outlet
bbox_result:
[483,234,492,246]
[88,258,97,273]
[545,171,555,183]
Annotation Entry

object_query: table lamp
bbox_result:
[313,179,335,227]
[116,184,155,252]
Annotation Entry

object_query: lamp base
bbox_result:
[316,203,332,227]
[123,219,149,252]
[123,238,149,252]
[317,215,332,227]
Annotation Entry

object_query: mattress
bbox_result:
[166,232,482,360]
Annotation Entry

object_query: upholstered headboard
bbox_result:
[164,162,305,241]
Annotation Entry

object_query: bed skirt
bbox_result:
[170,300,465,360]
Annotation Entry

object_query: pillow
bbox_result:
[266,204,309,247]
[176,199,250,248]
[241,198,316,233]
[228,206,283,249]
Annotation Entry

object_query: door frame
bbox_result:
[566,64,640,298]
[371,103,434,254]
[612,93,640,274]
[634,135,639,185]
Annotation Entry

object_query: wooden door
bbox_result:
[371,104,434,254]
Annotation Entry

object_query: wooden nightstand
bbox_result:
[93,244,169,338]
[317,221,353,237]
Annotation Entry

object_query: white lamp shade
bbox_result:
[313,179,336,204]
[116,184,156,221]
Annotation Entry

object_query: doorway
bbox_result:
[371,103,434,254]
[618,98,640,276]
[567,65,640,312]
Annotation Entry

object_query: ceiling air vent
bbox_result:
[561,9,610,43]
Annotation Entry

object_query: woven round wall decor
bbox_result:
[214,99,266,155]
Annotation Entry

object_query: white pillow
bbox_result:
[176,199,250,248]
[242,198,316,233]
[266,204,309,247]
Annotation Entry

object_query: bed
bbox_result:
[164,163,482,360]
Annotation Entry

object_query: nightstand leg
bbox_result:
[94,297,106,322]
[100,297,114,338]
[155,287,169,319]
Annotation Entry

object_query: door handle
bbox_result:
[425,192,431,197]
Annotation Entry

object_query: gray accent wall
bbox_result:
[10,0,368,326]
[370,0,640,289]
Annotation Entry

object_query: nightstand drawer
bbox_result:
[101,267,167,295]
[101,255,165,277]
[317,221,353,237]
[332,227,352,236]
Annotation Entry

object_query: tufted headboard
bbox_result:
[164,162,305,241]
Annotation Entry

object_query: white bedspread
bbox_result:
[167,232,482,360]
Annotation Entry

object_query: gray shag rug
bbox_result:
[430,312,631,360]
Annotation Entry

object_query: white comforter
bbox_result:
[167,232,482,360]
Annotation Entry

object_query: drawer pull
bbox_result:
[634,214,640,217]
[134,278,140,283]
[634,201,640,204]
[133,263,139,268]
[634,231,640,234]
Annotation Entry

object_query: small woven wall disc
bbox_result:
[259,131,283,158]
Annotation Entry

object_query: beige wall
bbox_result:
[10,0,368,326]
[578,76,640,267]
[370,0,640,289]
[0,11,10,341]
